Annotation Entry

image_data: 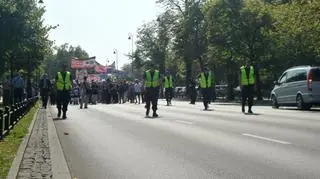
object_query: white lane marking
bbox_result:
[242,133,291,145]
[175,120,194,125]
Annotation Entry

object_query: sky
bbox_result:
[43,0,162,69]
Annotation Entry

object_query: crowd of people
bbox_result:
[1,60,256,119]
[45,77,146,108]
[0,71,39,107]
[69,78,145,106]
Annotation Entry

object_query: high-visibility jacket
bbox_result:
[164,75,173,88]
[56,71,72,91]
[145,70,160,88]
[240,66,255,86]
[200,72,214,88]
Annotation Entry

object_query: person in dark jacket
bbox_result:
[91,80,98,104]
[39,74,51,108]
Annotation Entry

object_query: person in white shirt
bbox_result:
[134,80,141,104]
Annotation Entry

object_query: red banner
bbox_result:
[71,59,84,69]
[71,58,97,69]
[95,65,107,73]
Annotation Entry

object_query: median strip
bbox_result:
[242,133,291,145]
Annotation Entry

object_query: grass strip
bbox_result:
[0,102,39,178]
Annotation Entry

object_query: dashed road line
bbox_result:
[176,120,194,125]
[242,133,291,145]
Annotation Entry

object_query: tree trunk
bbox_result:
[185,61,192,97]
[254,64,263,100]
[159,53,165,98]
[227,71,235,101]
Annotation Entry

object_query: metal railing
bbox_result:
[0,96,38,140]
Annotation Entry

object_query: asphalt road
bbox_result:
[51,100,320,179]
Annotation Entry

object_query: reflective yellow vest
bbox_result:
[200,72,213,88]
[56,72,72,91]
[145,70,160,88]
[164,75,173,88]
[240,66,255,86]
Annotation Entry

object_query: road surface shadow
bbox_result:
[279,108,320,112]
[53,117,62,121]
[244,113,261,116]
[144,116,161,119]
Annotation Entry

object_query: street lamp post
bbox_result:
[113,49,119,77]
[128,33,134,75]
[105,59,109,78]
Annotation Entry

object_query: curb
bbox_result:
[47,108,72,179]
[6,108,39,179]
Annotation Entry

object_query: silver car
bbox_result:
[271,66,320,109]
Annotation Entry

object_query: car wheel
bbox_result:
[296,94,311,110]
[271,95,279,109]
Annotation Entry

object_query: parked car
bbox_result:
[270,66,320,109]
[175,86,186,98]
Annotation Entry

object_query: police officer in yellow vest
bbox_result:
[164,70,174,106]
[240,60,255,114]
[55,64,72,119]
[199,67,215,110]
[144,63,160,117]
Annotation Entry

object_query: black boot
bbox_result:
[146,109,150,117]
[58,110,61,118]
[62,112,67,119]
[153,112,158,118]
[242,106,245,113]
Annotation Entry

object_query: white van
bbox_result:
[271,66,320,109]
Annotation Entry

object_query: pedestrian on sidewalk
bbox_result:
[144,63,160,117]
[240,60,256,114]
[39,73,51,108]
[56,64,72,119]
[12,70,25,103]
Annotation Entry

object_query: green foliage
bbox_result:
[0,0,53,77]
[43,44,89,78]
[135,0,320,98]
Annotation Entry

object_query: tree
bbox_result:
[134,0,320,100]
[134,11,173,74]
[157,0,206,94]
[0,0,54,78]
[43,44,90,78]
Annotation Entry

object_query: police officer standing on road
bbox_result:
[144,63,160,118]
[240,60,256,114]
[199,67,215,111]
[164,70,174,106]
[56,64,72,119]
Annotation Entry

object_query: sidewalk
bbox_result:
[7,108,71,179]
